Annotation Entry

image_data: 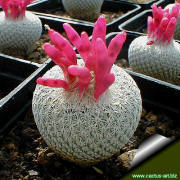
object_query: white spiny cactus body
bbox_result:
[129,3,180,85]
[32,17,142,164]
[0,11,42,56]
[62,0,104,20]
[32,62,142,164]
[165,3,180,40]
[128,36,180,83]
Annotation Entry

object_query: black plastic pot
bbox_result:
[37,12,93,35]
[119,9,151,35]
[27,0,142,33]
[113,0,174,10]
[154,0,175,7]
[28,0,52,8]
[106,32,180,119]
[0,56,53,138]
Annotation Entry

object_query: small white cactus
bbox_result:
[0,0,42,56]
[32,17,142,165]
[62,0,104,21]
[165,0,180,40]
[128,3,180,85]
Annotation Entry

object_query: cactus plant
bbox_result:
[165,0,180,40]
[62,0,104,21]
[0,0,42,56]
[32,16,142,165]
[128,3,180,85]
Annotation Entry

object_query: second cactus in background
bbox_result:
[0,0,42,57]
[165,0,180,40]
[128,3,180,85]
[62,0,104,21]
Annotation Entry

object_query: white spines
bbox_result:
[62,0,104,20]
[128,36,180,84]
[0,11,42,56]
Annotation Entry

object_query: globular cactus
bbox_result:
[0,0,42,56]
[128,3,180,85]
[62,0,104,21]
[32,16,142,165]
[165,0,180,40]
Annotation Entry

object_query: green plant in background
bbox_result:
[32,16,142,165]
[62,0,104,21]
[0,0,42,56]
[128,3,180,85]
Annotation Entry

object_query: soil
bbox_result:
[45,9,126,24]
[115,59,130,69]
[142,28,148,34]
[0,103,179,179]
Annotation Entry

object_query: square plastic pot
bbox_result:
[119,9,152,35]
[0,55,53,137]
[106,32,180,119]
[27,0,142,33]
[37,12,93,35]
